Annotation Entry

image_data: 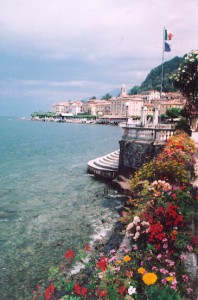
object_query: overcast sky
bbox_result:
[0,0,198,116]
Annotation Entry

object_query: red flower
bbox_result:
[98,289,108,297]
[118,285,126,296]
[180,185,186,190]
[74,284,88,295]
[97,256,107,271]
[155,207,165,216]
[64,248,75,260]
[84,244,91,252]
[44,282,55,300]
[171,193,177,200]
[191,235,198,247]
[49,283,54,294]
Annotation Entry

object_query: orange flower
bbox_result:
[117,260,121,264]
[166,276,175,282]
[138,267,146,275]
[142,272,158,285]
[123,255,131,262]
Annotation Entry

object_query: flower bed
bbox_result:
[32,131,197,300]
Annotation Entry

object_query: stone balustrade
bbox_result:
[122,126,175,142]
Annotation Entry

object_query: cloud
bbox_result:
[0,0,198,115]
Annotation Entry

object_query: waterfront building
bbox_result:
[141,90,161,103]
[52,101,83,115]
[110,84,144,118]
[69,101,83,115]
[159,98,185,115]
[82,99,110,116]
[150,92,186,115]
[52,102,69,114]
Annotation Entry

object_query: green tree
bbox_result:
[101,93,112,100]
[170,50,198,128]
[166,107,182,121]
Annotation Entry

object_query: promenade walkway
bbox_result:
[192,131,198,179]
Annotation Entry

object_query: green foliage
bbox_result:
[146,285,182,300]
[101,93,112,100]
[129,56,183,94]
[60,296,81,300]
[130,131,196,188]
[31,111,58,118]
[166,107,182,119]
[170,50,198,120]
[175,118,192,136]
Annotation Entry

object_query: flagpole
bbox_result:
[159,27,165,126]
[160,27,165,98]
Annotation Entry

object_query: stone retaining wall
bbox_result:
[118,139,165,177]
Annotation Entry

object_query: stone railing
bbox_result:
[122,126,175,142]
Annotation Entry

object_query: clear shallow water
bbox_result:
[0,117,122,299]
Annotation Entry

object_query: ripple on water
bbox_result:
[0,118,122,299]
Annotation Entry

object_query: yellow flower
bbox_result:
[117,260,121,264]
[142,272,158,285]
[138,267,146,275]
[166,276,175,282]
[123,255,131,262]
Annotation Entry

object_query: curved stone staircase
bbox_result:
[87,150,120,179]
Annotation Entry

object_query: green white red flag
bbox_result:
[164,29,173,40]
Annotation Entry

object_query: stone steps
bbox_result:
[87,150,120,179]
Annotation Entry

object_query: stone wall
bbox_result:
[118,139,165,178]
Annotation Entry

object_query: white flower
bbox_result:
[133,232,140,240]
[133,216,140,224]
[128,286,136,295]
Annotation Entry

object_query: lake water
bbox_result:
[0,117,123,299]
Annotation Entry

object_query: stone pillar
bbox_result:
[153,107,159,126]
[141,107,147,126]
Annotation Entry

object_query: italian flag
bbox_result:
[164,29,173,40]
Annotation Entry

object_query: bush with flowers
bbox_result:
[32,131,197,300]
[129,130,195,188]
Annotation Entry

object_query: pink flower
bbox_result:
[161,278,167,284]
[160,268,168,274]
[163,243,168,249]
[170,279,177,290]
[180,253,186,261]
[173,186,179,190]
[165,259,175,267]
[157,254,162,260]
[108,255,117,263]
[187,288,193,294]
[132,244,138,250]
[110,249,116,254]
[182,275,189,282]
[186,245,193,252]
[169,272,175,276]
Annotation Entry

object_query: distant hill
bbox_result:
[129,56,183,94]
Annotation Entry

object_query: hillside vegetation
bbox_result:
[129,56,183,94]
